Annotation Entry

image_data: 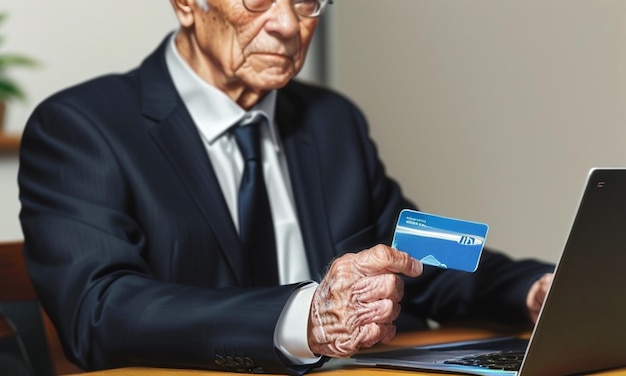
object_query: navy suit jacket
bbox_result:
[18,37,553,374]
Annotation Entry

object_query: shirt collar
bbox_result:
[164,31,281,151]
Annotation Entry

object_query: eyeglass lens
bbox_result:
[243,0,329,17]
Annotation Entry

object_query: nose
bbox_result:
[264,0,300,38]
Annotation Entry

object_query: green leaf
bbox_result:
[0,54,38,69]
[0,77,26,101]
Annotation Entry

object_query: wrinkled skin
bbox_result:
[308,245,422,357]
[170,0,318,109]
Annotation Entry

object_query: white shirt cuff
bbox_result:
[274,282,321,365]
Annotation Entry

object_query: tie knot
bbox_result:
[232,116,265,162]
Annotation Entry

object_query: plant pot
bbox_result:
[0,101,5,132]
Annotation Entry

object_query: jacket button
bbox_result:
[225,356,236,368]
[214,354,226,367]
[244,357,255,367]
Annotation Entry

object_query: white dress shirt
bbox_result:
[165,32,320,364]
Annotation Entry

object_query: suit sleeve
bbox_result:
[18,98,318,375]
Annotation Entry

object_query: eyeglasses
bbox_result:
[242,0,333,18]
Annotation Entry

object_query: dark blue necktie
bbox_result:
[232,116,279,286]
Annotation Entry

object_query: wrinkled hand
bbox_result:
[526,273,554,323]
[308,245,422,358]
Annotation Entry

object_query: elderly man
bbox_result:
[18,0,553,374]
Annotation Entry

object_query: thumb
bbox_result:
[355,245,422,277]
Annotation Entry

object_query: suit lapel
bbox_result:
[139,38,250,286]
[276,89,335,280]
[137,40,335,283]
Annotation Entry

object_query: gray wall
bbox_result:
[329,0,626,263]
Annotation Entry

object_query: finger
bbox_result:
[526,273,554,323]
[535,289,547,306]
[359,323,397,347]
[357,299,401,325]
[541,273,554,290]
[334,325,375,356]
[353,274,404,303]
[530,310,540,323]
[379,323,397,344]
[534,274,553,303]
[359,323,383,348]
[345,322,394,350]
[355,244,422,277]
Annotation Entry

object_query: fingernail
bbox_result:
[413,259,423,275]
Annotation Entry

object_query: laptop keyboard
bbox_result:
[442,349,525,371]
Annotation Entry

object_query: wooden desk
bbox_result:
[68,327,626,375]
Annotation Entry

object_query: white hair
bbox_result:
[195,0,210,12]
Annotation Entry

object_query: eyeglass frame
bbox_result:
[242,0,333,18]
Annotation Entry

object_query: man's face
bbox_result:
[179,0,318,94]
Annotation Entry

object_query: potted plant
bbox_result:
[0,12,37,133]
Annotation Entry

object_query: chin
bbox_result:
[241,56,303,90]
[253,70,298,90]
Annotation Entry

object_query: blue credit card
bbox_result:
[392,209,489,273]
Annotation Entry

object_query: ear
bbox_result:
[170,0,196,27]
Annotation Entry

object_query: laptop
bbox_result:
[355,168,626,375]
